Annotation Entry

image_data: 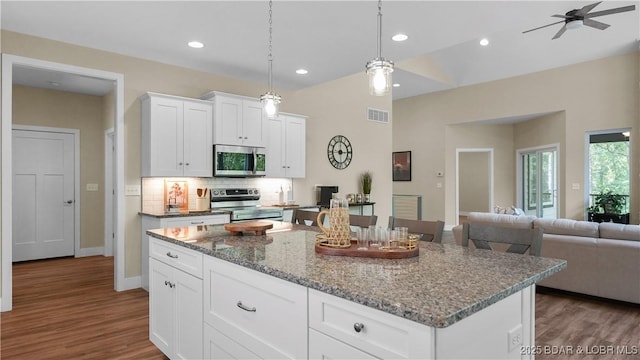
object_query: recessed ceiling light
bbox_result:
[392,34,408,42]
[188,41,204,49]
[392,83,400,88]
[295,69,308,75]
[479,38,489,46]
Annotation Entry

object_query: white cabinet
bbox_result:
[203,256,308,360]
[141,214,230,290]
[141,92,213,177]
[265,114,306,178]
[202,91,267,147]
[149,239,203,360]
[309,289,433,360]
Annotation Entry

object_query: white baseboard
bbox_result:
[76,246,105,257]
[118,275,141,291]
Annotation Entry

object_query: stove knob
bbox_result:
[213,190,219,196]
[254,189,259,195]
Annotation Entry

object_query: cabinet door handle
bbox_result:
[236,301,256,312]
[164,280,175,288]
[238,136,243,139]
[244,137,248,139]
[185,162,190,166]
[178,162,183,166]
[190,221,204,225]
[353,323,365,333]
[166,252,178,259]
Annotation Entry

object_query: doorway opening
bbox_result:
[2,54,126,312]
[517,145,559,219]
[456,149,493,225]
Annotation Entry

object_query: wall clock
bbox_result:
[327,135,352,169]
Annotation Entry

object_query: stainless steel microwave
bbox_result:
[213,145,266,177]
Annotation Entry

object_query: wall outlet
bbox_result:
[436,182,443,188]
[86,183,99,191]
[125,185,141,196]
[507,324,523,352]
[572,183,580,190]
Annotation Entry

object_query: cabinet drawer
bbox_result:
[309,328,377,360]
[204,257,307,359]
[150,238,203,278]
[309,289,433,360]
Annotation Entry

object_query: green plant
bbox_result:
[588,190,627,214]
[360,171,372,194]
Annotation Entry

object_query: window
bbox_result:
[588,131,630,214]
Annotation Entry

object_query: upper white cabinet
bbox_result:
[265,113,306,178]
[201,91,267,147]
[141,92,213,177]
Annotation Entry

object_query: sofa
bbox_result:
[453,212,640,304]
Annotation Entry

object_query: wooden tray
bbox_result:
[315,235,419,259]
[224,221,274,236]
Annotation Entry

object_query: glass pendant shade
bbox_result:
[366,58,393,96]
[260,91,281,119]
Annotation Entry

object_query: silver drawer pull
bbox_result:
[190,221,204,225]
[353,323,365,333]
[236,301,256,312]
[166,252,178,259]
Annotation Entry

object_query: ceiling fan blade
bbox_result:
[552,24,567,39]
[583,18,610,30]
[585,5,636,18]
[576,1,602,16]
[552,14,570,19]
[522,20,566,34]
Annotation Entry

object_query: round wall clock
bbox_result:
[327,135,353,169]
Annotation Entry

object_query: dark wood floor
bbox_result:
[2,256,638,359]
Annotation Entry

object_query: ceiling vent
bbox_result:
[367,107,390,124]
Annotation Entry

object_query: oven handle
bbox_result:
[252,148,257,175]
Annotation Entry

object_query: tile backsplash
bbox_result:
[141,177,294,213]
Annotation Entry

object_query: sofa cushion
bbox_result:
[534,218,599,238]
[467,212,535,229]
[598,223,640,242]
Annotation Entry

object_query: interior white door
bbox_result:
[12,129,75,261]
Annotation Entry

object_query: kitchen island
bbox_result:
[147,221,566,359]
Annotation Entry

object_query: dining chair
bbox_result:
[349,214,378,228]
[291,209,320,226]
[461,222,543,256]
[388,216,445,243]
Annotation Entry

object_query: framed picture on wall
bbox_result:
[392,151,411,181]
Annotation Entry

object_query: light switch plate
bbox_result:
[125,185,141,196]
[572,183,580,190]
[86,183,99,191]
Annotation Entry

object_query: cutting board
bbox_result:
[224,221,274,236]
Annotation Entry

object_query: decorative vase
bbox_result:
[364,194,371,202]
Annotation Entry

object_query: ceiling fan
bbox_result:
[523,1,636,39]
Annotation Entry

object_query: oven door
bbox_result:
[213,145,266,177]
[231,208,283,222]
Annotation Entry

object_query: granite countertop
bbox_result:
[147,221,566,328]
[139,209,232,218]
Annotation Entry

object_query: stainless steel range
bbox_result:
[210,187,283,222]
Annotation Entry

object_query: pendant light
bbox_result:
[366,0,394,96]
[260,0,281,119]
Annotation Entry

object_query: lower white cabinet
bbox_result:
[203,256,308,360]
[149,251,203,360]
[141,213,230,290]
[309,328,378,360]
[308,289,433,360]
